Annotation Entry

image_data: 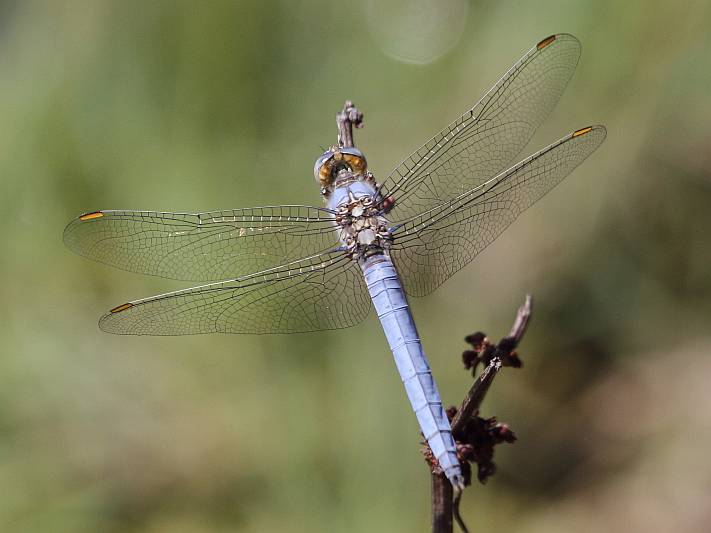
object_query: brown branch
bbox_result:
[451,358,503,438]
[508,294,533,341]
[336,100,363,148]
[430,295,533,533]
[432,472,454,533]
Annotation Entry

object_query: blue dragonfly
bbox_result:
[64,34,605,491]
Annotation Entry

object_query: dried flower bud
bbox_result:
[462,350,478,369]
[464,332,486,348]
[492,423,517,444]
[477,462,497,483]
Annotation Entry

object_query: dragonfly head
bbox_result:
[314,146,368,195]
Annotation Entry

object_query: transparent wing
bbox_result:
[379,33,581,223]
[63,206,338,282]
[98,250,371,335]
[390,126,606,296]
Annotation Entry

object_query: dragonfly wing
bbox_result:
[63,206,338,281]
[390,126,606,296]
[379,34,581,223]
[98,250,370,335]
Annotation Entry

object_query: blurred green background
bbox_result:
[2,0,711,531]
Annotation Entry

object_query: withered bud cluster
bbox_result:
[424,320,529,488]
[462,332,523,375]
[448,407,517,485]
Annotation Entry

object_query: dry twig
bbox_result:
[428,295,533,533]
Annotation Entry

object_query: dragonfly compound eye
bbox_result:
[314,147,368,192]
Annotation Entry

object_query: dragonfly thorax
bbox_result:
[333,187,391,259]
[315,146,391,258]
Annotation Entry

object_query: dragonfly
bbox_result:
[64,34,605,491]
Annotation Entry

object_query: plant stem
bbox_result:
[432,472,453,533]
[336,100,363,148]
[430,295,533,532]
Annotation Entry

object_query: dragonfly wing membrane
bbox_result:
[391,125,606,296]
[99,251,371,335]
[63,206,338,282]
[380,34,581,224]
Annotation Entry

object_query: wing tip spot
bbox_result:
[110,302,134,314]
[79,211,104,221]
[537,35,556,50]
[572,126,594,138]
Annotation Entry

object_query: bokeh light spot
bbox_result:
[366,0,469,65]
